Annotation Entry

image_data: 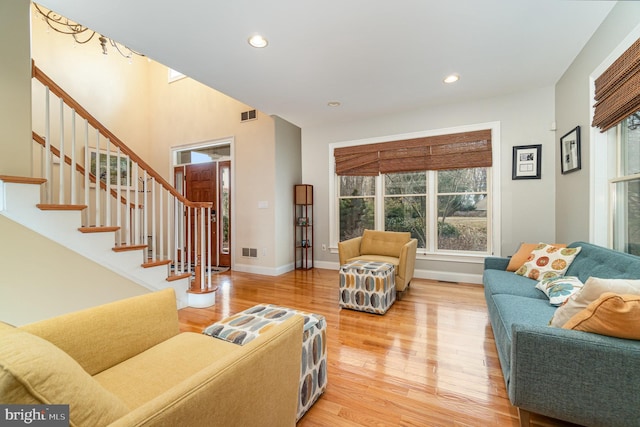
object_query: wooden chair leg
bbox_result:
[518,407,531,427]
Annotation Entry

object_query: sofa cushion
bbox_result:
[515,244,581,280]
[506,242,567,272]
[550,277,640,327]
[483,269,547,300]
[360,229,410,258]
[562,293,640,340]
[347,254,399,267]
[0,323,129,426]
[535,276,584,306]
[565,241,640,282]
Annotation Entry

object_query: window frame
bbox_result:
[328,122,501,262]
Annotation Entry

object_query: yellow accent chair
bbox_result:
[338,229,418,299]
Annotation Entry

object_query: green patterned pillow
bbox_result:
[535,276,584,306]
[515,244,581,280]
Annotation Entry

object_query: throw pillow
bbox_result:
[550,277,640,327]
[562,292,640,340]
[506,242,567,272]
[0,326,129,425]
[535,276,584,306]
[515,244,581,280]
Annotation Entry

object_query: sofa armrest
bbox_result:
[109,315,304,427]
[510,323,640,427]
[338,236,362,265]
[20,289,180,375]
[484,256,510,271]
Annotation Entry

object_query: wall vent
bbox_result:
[241,109,257,122]
[242,247,258,258]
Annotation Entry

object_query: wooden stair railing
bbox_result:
[30,61,215,292]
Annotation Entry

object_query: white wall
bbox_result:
[555,1,640,244]
[0,215,148,326]
[303,86,557,281]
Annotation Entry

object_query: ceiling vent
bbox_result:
[241,109,257,122]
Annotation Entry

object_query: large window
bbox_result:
[611,112,640,255]
[338,167,491,254]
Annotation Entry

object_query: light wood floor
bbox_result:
[178,268,579,427]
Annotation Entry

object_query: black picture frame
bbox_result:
[560,126,581,174]
[512,144,542,180]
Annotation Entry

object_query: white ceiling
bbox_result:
[36,0,616,128]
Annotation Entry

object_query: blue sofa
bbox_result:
[483,241,640,427]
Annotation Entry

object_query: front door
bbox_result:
[185,163,217,265]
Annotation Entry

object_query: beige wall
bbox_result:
[29,11,301,273]
[303,86,557,280]
[0,0,32,176]
[555,2,640,244]
[0,215,148,326]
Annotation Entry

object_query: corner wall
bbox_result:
[555,2,640,244]
[0,0,32,176]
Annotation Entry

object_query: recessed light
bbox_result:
[248,34,268,48]
[327,101,341,107]
[443,74,460,84]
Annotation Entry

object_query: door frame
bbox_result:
[170,137,235,269]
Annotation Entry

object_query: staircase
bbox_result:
[3,62,219,309]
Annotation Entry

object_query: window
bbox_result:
[611,112,640,255]
[332,124,498,256]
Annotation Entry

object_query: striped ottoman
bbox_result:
[339,260,396,314]
[203,304,327,421]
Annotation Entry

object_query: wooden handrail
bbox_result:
[31,62,211,210]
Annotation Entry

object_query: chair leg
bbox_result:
[518,407,531,427]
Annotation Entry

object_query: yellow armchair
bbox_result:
[338,229,418,298]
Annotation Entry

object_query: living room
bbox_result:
[2,1,640,426]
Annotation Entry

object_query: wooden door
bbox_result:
[185,163,217,264]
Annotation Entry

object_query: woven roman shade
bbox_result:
[592,37,640,132]
[334,129,492,176]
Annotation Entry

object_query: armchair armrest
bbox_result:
[510,323,640,427]
[110,316,304,427]
[397,238,418,286]
[20,289,180,375]
[338,237,362,265]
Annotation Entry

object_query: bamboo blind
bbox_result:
[592,37,640,132]
[334,129,492,176]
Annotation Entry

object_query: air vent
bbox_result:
[242,247,258,258]
[241,109,257,122]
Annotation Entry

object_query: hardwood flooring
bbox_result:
[178,268,579,427]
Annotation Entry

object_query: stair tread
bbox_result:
[188,284,219,294]
[142,259,172,268]
[78,226,120,233]
[37,204,87,211]
[112,244,147,252]
[0,175,47,185]
[167,272,191,282]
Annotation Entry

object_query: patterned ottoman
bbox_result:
[339,260,396,314]
[202,304,327,421]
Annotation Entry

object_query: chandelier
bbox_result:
[33,3,144,59]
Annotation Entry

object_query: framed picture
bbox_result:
[560,126,581,174]
[89,148,132,189]
[512,144,542,180]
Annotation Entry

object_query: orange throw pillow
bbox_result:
[562,292,640,340]
[506,242,567,272]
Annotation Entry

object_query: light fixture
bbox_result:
[327,101,341,107]
[33,4,144,59]
[443,74,460,84]
[248,34,268,48]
